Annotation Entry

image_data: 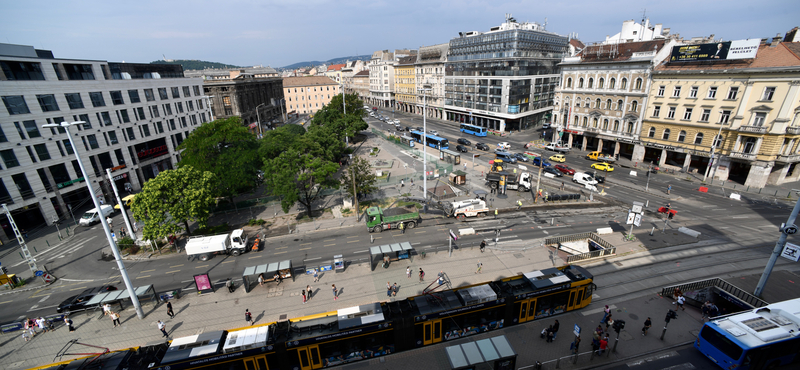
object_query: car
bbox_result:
[532,157,552,167]
[542,122,551,129]
[549,154,566,163]
[554,164,575,175]
[585,172,605,184]
[494,148,510,154]
[455,145,469,153]
[393,119,400,124]
[545,144,570,153]
[404,126,411,131]
[591,162,615,172]
[497,142,511,150]
[513,153,529,162]
[395,125,403,131]
[369,112,375,117]
[56,285,118,314]
[428,130,439,136]
[415,126,424,132]
[542,167,563,177]
[475,142,490,151]
[457,138,472,145]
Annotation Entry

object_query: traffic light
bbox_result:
[612,320,625,333]
[665,309,678,323]
[1,266,7,274]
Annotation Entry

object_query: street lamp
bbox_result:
[703,115,727,183]
[201,95,215,121]
[255,103,265,138]
[42,121,144,319]
[419,84,432,201]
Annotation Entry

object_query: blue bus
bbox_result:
[460,123,487,137]
[694,297,800,370]
[410,130,449,149]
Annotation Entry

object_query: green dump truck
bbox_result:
[365,206,420,233]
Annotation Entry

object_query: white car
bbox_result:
[428,130,439,136]
[497,142,511,150]
[393,119,400,124]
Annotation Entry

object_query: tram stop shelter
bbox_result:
[242,260,294,293]
[444,335,517,370]
[370,242,413,271]
[399,135,415,147]
[439,149,461,165]
[84,285,158,313]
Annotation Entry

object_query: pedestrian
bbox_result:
[102,303,112,316]
[306,285,312,300]
[111,312,121,327]
[516,200,522,210]
[65,316,75,332]
[480,240,486,253]
[386,282,392,297]
[552,320,560,340]
[475,261,482,274]
[313,268,319,282]
[676,294,686,311]
[167,301,174,319]
[709,303,719,319]
[494,208,498,219]
[401,179,404,187]
[605,314,614,331]
[438,271,445,285]
[419,268,425,282]
[133,220,139,233]
[392,283,398,296]
[25,318,36,337]
[226,278,235,293]
[406,266,412,278]
[158,320,168,337]
[303,289,307,303]
[36,317,47,333]
[258,273,265,287]
[667,184,672,195]
[245,309,253,325]
[598,336,608,355]
[332,284,338,300]
[399,221,404,234]
[120,227,126,238]
[594,325,603,341]
[106,216,113,228]
[601,305,610,323]
[672,287,682,302]
[560,182,565,191]
[642,317,651,336]
[545,325,554,342]
[570,336,581,354]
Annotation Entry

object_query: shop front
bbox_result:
[134,138,173,182]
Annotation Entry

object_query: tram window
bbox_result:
[575,289,583,306]
[299,349,310,367]
[256,358,267,370]
[534,292,570,319]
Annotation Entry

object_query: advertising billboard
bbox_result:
[670,39,760,63]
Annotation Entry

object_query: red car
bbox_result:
[554,164,575,175]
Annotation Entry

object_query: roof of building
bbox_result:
[569,39,585,49]
[185,66,278,78]
[282,76,337,87]
[417,43,449,64]
[354,70,370,77]
[576,39,666,63]
[327,63,346,71]
[397,55,416,66]
[653,41,800,73]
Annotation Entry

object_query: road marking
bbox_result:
[0,300,12,305]
[347,235,358,238]
[415,231,427,234]
[169,264,184,268]
[276,246,288,250]
[712,209,726,211]
[222,260,234,264]
[353,250,368,253]
[140,269,156,273]
[542,230,549,234]
[323,239,335,242]
[274,251,288,254]
[195,265,209,268]
[732,216,749,219]
[373,237,382,239]
[347,240,360,243]
[249,255,262,259]
[137,275,151,279]
[306,257,321,261]
[324,244,336,247]
[300,247,312,251]
[165,270,181,274]
[69,286,88,291]
[301,242,312,246]
[411,242,420,245]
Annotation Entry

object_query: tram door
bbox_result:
[244,356,270,370]
[297,345,322,370]
[423,319,442,345]
[567,287,585,311]
[518,298,537,323]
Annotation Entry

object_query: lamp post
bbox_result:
[42,121,144,319]
[703,116,727,183]
[341,84,348,145]
[201,95,215,121]
[419,84,432,201]
[256,103,265,138]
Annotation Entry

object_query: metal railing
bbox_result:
[660,277,768,309]
[545,232,617,263]
[566,247,617,263]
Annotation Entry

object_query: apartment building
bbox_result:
[367,49,415,109]
[351,71,370,103]
[414,43,449,119]
[0,43,210,241]
[394,56,417,114]
[282,76,340,115]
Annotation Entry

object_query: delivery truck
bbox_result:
[185,229,250,261]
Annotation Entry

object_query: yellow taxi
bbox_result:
[591,162,615,172]
[549,154,566,163]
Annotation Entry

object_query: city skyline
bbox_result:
[0,0,798,68]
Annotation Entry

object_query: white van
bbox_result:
[572,173,598,186]
[79,205,114,226]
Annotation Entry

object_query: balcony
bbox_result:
[729,151,757,161]
[776,153,800,163]
[738,125,767,134]
[786,126,800,135]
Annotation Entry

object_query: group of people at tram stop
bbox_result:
[21,317,54,341]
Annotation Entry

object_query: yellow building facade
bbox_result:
[394,56,417,113]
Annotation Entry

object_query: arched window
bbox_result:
[583,117,588,127]
[621,78,628,90]
[566,78,573,88]
[613,120,620,131]
[678,130,686,142]
[593,118,599,128]
[662,128,671,140]
[713,135,722,148]
[575,98,581,107]
[588,78,594,88]
[635,78,643,90]
[694,133,704,145]
[603,119,609,130]
[574,116,579,126]
[578,78,584,88]
[609,78,616,89]
[606,99,612,109]
[630,101,638,112]
[648,127,656,138]
[599,78,605,88]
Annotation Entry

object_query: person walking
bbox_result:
[226,278,235,293]
[111,312,121,328]
[419,268,425,282]
[399,222,404,234]
[36,317,47,334]
[667,184,672,195]
[386,282,392,297]
[158,320,168,338]
[313,268,319,282]
[494,208,498,219]
[552,320,560,340]
[102,303,112,316]
[570,336,581,354]
[392,283,398,297]
[605,314,614,331]
[245,309,253,325]
[119,227,126,238]
[480,240,486,253]
[598,336,608,355]
[307,285,313,300]
[166,301,174,319]
[332,284,338,300]
[560,182,565,191]
[65,316,75,332]
[106,216,113,228]
[601,305,610,323]
[642,317,652,336]
[516,200,522,210]
[406,266,412,278]
[475,261,482,274]
[545,325,554,343]
[676,294,686,311]
[302,289,307,304]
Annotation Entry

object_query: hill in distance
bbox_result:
[281,55,371,70]
[150,60,242,70]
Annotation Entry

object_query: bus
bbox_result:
[460,123,488,137]
[410,130,450,149]
[694,297,800,370]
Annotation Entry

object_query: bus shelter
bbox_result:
[399,135,415,148]
[369,242,413,271]
[445,335,517,370]
[242,260,294,293]
[84,285,158,312]
[439,149,461,165]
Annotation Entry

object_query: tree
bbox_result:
[308,93,368,143]
[130,166,217,239]
[177,117,260,207]
[260,124,305,159]
[341,156,377,199]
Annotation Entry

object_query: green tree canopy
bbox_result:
[130,166,217,238]
[340,156,377,199]
[308,93,367,143]
[177,117,260,205]
[260,124,305,159]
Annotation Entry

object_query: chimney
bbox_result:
[771,33,782,47]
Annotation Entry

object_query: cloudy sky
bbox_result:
[1,0,797,68]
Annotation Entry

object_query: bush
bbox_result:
[193,223,230,235]
[247,219,267,226]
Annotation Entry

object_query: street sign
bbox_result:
[634,213,642,227]
[573,324,581,337]
[626,212,635,225]
[35,270,44,277]
[449,230,458,241]
[784,225,798,235]
[632,201,644,214]
[781,242,800,262]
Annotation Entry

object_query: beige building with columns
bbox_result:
[282,76,340,115]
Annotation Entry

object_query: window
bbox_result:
[144,89,155,101]
[753,112,767,126]
[65,93,84,109]
[171,87,180,98]
[712,135,722,148]
[89,92,105,107]
[188,101,194,111]
[694,133,704,145]
[12,173,35,200]
[588,78,594,88]
[727,87,739,100]
[700,109,711,122]
[662,129,671,140]
[648,127,656,138]
[0,61,45,80]
[630,101,638,112]
[667,106,676,119]
[128,89,141,103]
[707,87,717,99]
[110,91,124,105]
[673,86,682,97]
[177,102,184,113]
[688,86,698,98]
[762,87,775,101]
[86,134,99,149]
[125,127,135,140]
[151,105,160,117]
[63,63,95,80]
[566,78,572,88]
[142,125,151,137]
[34,144,50,160]
[595,98,601,108]
[606,99,612,109]
[119,109,130,123]
[0,126,6,142]
[613,120,620,131]
[598,78,604,88]
[23,120,41,138]
[3,95,30,115]
[683,108,693,120]
[743,137,757,153]
[616,99,623,111]
[719,110,731,124]
[158,88,168,100]
[657,86,665,96]
[653,106,661,117]
[609,78,616,89]
[183,86,191,96]
[115,149,125,165]
[77,114,91,129]
[108,130,118,144]
[678,131,686,142]
[156,121,164,133]
[635,78,643,90]
[163,104,172,115]
[136,107,145,120]
[100,111,112,126]
[1,149,20,168]
[620,78,628,90]
[603,119,609,130]
[578,78,584,88]
[37,94,60,112]
[193,85,201,96]
[592,118,599,128]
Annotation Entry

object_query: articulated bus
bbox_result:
[694,297,800,370]
[33,265,594,370]
[460,123,487,137]
[409,130,449,149]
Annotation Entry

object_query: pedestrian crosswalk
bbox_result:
[12,236,99,267]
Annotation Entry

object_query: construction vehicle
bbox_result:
[442,198,489,220]
[586,151,616,163]
[365,206,420,233]
[485,171,532,192]
[185,229,250,262]
[490,159,505,172]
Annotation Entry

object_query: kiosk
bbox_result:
[334,255,345,273]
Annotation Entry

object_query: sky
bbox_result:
[1,0,798,69]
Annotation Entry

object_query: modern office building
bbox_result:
[443,15,568,132]
[282,76,340,115]
[0,43,211,242]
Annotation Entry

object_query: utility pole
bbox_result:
[1,204,38,276]
[106,169,136,241]
[351,157,359,221]
[755,191,800,297]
